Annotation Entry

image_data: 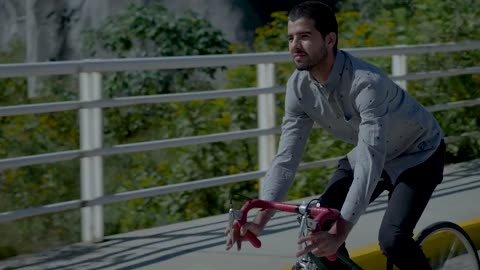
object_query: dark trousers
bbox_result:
[318,140,446,269]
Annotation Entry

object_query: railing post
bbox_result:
[25,0,38,98]
[79,72,104,242]
[392,54,408,91]
[257,63,276,197]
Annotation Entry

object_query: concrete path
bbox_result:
[1,159,479,270]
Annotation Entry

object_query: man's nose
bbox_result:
[290,38,301,50]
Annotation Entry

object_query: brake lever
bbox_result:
[228,195,243,229]
[228,208,243,243]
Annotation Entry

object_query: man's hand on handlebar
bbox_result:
[225,221,264,251]
[296,217,353,258]
[296,230,343,257]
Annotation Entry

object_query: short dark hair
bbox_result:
[288,1,338,51]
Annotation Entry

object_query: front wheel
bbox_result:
[416,221,480,270]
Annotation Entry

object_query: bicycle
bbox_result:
[227,198,480,270]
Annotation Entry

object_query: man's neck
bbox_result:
[310,53,336,85]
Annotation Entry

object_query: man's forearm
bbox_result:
[334,217,354,243]
[254,208,276,228]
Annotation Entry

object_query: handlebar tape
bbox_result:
[234,221,261,248]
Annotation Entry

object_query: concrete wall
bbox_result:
[0,0,247,61]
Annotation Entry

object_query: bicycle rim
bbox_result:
[416,221,480,270]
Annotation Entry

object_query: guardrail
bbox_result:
[1,41,480,243]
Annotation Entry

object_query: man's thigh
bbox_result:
[320,157,389,210]
[381,140,445,233]
[319,157,354,210]
[381,176,438,235]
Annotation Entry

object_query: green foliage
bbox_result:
[0,40,81,256]
[81,3,261,233]
[84,3,228,58]
[0,40,29,107]
[0,38,24,64]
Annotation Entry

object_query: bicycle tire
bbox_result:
[415,221,480,270]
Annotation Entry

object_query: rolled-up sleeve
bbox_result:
[341,80,389,224]
[261,80,313,202]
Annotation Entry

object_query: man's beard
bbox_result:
[295,61,314,71]
[295,45,327,71]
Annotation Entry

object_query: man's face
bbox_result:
[288,17,328,71]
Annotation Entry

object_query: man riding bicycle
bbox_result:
[226,1,445,269]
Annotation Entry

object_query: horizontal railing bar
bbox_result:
[84,86,285,109]
[82,53,290,73]
[444,132,480,144]
[85,127,282,157]
[348,41,480,58]
[0,128,282,169]
[0,54,291,78]
[0,200,81,223]
[89,171,267,206]
[0,86,284,117]
[0,150,81,170]
[0,61,82,78]
[0,41,479,78]
[427,98,480,112]
[392,66,480,81]
[0,101,81,117]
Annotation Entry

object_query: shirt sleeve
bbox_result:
[260,78,314,202]
[341,79,389,224]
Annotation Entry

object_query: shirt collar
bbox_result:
[308,50,346,94]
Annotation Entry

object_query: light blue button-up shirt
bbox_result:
[261,50,443,224]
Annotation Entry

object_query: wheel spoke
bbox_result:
[415,222,480,270]
[450,238,458,258]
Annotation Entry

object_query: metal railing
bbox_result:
[1,41,480,242]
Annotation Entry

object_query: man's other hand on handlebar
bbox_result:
[296,217,353,258]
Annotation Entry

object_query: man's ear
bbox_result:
[326,32,337,49]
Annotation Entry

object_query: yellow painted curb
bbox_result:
[280,217,480,270]
[348,243,386,270]
[458,217,480,249]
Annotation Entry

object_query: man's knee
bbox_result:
[378,224,432,269]
[378,225,412,256]
[379,227,393,255]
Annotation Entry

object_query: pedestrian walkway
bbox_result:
[1,159,479,270]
